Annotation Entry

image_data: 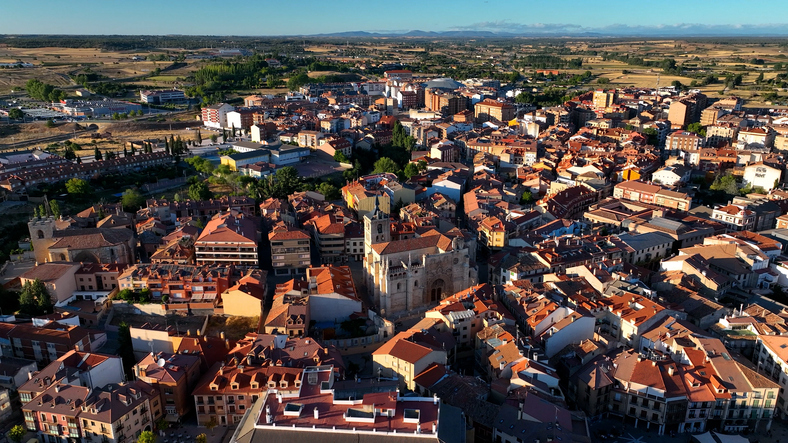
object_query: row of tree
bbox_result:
[25,79,66,102]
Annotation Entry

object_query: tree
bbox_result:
[642,127,659,145]
[45,119,56,128]
[287,72,311,91]
[105,151,116,160]
[710,173,739,196]
[196,434,207,443]
[686,122,706,137]
[93,147,102,161]
[597,77,610,85]
[19,279,51,316]
[316,182,340,200]
[49,200,61,219]
[205,417,218,435]
[333,151,349,163]
[196,129,203,145]
[189,182,213,201]
[7,108,23,120]
[210,134,218,143]
[137,431,156,443]
[121,188,145,212]
[123,146,128,157]
[520,191,533,206]
[270,166,304,199]
[7,425,26,443]
[403,162,421,179]
[372,157,400,175]
[155,418,169,432]
[66,178,90,195]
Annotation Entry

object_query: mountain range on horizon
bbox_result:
[306,25,788,38]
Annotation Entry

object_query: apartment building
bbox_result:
[267,224,311,276]
[666,131,704,153]
[227,365,461,443]
[474,99,515,123]
[117,264,232,305]
[614,180,692,211]
[8,323,92,364]
[141,196,256,222]
[78,381,159,443]
[201,103,234,129]
[195,211,259,268]
[133,352,202,422]
[192,333,343,426]
[575,340,777,435]
[307,214,346,264]
[711,204,756,232]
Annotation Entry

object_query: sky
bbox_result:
[3,0,788,36]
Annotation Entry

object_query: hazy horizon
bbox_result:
[3,0,788,37]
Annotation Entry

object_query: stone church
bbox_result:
[363,203,477,317]
[28,216,135,265]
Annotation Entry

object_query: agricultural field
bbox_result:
[0,46,203,94]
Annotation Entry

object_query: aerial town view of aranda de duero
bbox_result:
[5,3,788,443]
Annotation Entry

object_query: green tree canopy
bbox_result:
[49,200,61,219]
[7,425,26,443]
[403,162,421,179]
[137,431,156,443]
[65,178,90,195]
[93,147,103,161]
[686,122,706,137]
[710,173,739,195]
[121,188,145,212]
[7,108,23,120]
[189,181,213,201]
[372,157,400,175]
[19,279,52,316]
[333,151,349,163]
[316,182,340,201]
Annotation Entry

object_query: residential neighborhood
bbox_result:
[4,14,788,443]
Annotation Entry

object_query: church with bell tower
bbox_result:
[364,197,390,257]
[362,197,477,318]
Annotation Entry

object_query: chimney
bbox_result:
[187,330,192,336]
[196,329,201,336]
[518,401,524,420]
[225,339,230,350]
[668,366,675,376]
[221,331,226,340]
[313,407,319,419]
[432,423,436,434]
[433,393,438,405]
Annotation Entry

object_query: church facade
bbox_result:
[363,205,477,317]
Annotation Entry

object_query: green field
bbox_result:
[147,75,180,81]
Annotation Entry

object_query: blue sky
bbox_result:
[2,0,788,35]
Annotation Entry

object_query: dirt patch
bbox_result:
[205,316,258,341]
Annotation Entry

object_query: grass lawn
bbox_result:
[147,75,181,81]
